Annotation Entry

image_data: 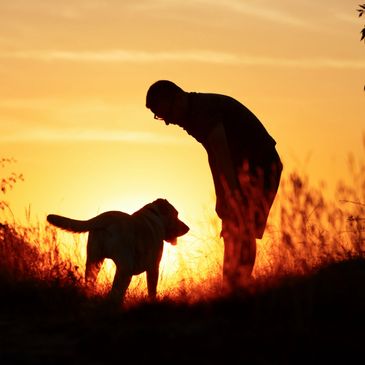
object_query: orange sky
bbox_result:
[1,0,364,236]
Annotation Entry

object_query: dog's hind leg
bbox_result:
[85,258,103,288]
[85,230,104,288]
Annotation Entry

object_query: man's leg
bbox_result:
[221,217,256,291]
[221,226,239,288]
[237,229,256,280]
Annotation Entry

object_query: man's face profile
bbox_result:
[150,97,174,125]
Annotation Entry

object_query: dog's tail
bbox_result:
[47,214,91,233]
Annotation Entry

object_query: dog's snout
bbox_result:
[164,218,189,245]
[178,220,190,235]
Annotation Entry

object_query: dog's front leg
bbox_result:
[109,267,132,304]
[146,267,159,300]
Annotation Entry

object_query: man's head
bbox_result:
[146,80,184,125]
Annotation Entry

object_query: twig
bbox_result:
[339,199,365,207]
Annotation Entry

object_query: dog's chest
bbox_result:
[99,219,164,275]
[131,221,164,274]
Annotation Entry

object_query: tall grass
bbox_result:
[0,143,364,304]
[257,146,364,282]
[0,221,82,289]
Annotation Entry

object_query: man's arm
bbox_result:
[206,122,240,193]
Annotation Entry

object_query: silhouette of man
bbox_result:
[146,80,283,289]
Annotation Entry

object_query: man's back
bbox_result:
[182,92,276,168]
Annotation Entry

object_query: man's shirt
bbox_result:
[182,92,277,169]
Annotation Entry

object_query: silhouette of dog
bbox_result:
[47,198,189,302]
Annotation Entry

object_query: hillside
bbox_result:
[0,256,364,365]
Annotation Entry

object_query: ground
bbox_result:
[0,258,364,364]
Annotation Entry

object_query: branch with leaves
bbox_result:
[358,4,365,42]
[357,5,365,91]
[0,158,24,212]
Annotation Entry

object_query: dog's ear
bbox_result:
[155,198,175,216]
[154,198,189,244]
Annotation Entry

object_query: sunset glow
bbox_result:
[1,1,364,299]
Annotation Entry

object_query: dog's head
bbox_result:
[153,198,189,245]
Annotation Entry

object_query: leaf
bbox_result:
[358,4,365,16]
